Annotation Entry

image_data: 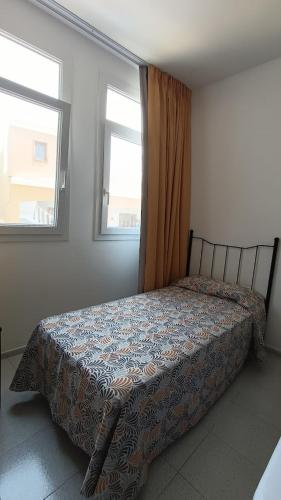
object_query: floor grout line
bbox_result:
[212,394,281,436]
[153,423,214,499]
[146,457,178,500]
[157,471,209,500]
[177,424,214,471]
[177,472,209,500]
[0,422,53,460]
[176,429,261,500]
[43,470,81,500]
[210,429,263,465]
[184,476,208,499]
[211,428,278,473]
[154,468,178,500]
[174,429,214,498]
[229,391,281,434]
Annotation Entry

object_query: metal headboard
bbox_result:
[186,229,279,316]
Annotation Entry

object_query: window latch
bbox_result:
[103,188,110,205]
[60,170,67,190]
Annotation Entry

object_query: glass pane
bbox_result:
[34,142,47,162]
[0,91,59,226]
[107,135,141,231]
[106,88,141,132]
[0,33,60,98]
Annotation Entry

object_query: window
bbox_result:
[0,32,70,239]
[106,88,141,132]
[101,86,142,237]
[34,141,47,162]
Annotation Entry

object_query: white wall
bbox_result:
[191,57,281,351]
[0,0,140,352]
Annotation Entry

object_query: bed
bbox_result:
[10,232,279,499]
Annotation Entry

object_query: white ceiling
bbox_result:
[57,0,281,88]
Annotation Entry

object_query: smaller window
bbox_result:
[100,85,142,238]
[34,141,47,162]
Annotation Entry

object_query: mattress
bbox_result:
[10,276,265,499]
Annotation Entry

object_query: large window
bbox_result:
[0,32,70,239]
[100,85,142,237]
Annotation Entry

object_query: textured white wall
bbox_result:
[0,0,140,352]
[191,57,281,351]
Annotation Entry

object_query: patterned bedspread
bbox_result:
[10,276,265,499]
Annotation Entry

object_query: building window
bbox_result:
[34,141,47,162]
[100,86,142,237]
[0,31,70,240]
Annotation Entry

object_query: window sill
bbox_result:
[0,224,69,242]
[94,232,140,242]
[0,233,69,243]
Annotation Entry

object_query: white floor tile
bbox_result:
[158,473,204,500]
[138,455,177,500]
[45,471,85,500]
[180,432,261,500]
[211,400,280,472]
[162,418,211,470]
[0,425,88,500]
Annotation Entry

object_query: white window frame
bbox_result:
[0,34,70,242]
[94,75,141,241]
[101,120,141,236]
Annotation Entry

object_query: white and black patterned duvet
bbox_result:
[10,276,265,499]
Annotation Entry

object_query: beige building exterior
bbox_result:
[0,125,141,229]
[108,194,141,229]
[0,125,57,224]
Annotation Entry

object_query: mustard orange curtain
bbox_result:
[140,65,191,292]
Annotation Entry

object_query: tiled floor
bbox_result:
[1,352,281,500]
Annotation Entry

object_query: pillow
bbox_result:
[174,275,266,359]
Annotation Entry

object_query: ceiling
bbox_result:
[57,0,281,88]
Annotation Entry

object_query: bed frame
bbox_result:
[186,229,279,315]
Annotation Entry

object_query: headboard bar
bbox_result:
[186,230,279,316]
[223,247,229,281]
[265,237,279,314]
[186,228,193,276]
[237,248,243,284]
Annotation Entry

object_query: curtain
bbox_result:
[139,65,192,292]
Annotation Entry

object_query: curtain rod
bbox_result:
[28,0,147,67]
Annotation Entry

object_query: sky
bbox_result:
[0,33,60,98]
[109,135,141,199]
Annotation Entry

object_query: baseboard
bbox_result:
[1,345,26,359]
[265,344,281,356]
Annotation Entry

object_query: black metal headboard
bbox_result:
[186,229,279,315]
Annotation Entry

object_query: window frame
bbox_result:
[94,74,142,241]
[101,120,141,236]
[0,33,70,242]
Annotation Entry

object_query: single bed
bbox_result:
[10,232,279,499]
